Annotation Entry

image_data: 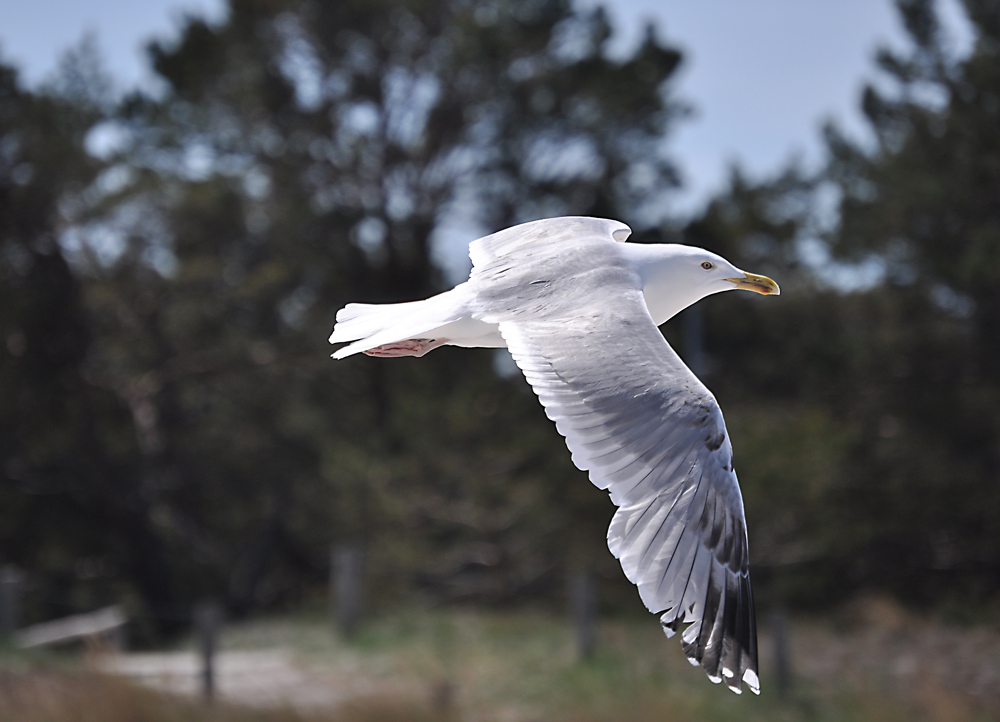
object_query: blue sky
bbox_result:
[0,0,974,215]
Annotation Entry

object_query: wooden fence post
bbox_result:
[332,545,363,639]
[772,607,792,698]
[0,566,22,640]
[570,569,596,660]
[195,602,221,701]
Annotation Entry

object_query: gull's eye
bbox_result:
[701,261,713,270]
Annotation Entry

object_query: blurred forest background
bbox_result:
[2,0,1000,645]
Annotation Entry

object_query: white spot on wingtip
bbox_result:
[708,675,722,684]
[729,685,743,695]
[743,669,760,694]
[687,658,700,667]
[722,667,734,678]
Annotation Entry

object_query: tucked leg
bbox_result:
[363,338,447,358]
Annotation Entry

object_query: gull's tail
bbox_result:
[329,290,463,359]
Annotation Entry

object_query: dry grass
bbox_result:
[0,667,437,722]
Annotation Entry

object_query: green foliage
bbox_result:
[0,57,177,627]
[5,0,1000,634]
[816,0,1000,605]
[1,0,685,630]
[674,0,1000,608]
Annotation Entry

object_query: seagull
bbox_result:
[330,216,778,694]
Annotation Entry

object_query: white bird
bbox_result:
[330,216,778,694]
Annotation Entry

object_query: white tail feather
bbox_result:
[329,291,464,359]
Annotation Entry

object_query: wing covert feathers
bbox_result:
[469,216,631,276]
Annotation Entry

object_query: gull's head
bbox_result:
[635,244,780,324]
[657,246,779,299]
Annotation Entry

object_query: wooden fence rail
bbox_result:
[14,605,126,649]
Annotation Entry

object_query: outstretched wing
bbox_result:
[468,221,758,694]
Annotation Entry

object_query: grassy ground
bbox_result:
[215,607,995,722]
[1,604,997,722]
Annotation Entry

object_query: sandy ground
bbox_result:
[96,650,427,710]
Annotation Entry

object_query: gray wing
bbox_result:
[468,220,759,694]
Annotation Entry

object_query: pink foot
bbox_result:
[364,338,447,358]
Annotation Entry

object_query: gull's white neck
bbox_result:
[621,243,718,326]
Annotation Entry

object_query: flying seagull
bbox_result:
[330,216,778,694]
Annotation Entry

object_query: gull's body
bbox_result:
[330,216,779,694]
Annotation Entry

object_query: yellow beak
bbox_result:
[725,272,780,296]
